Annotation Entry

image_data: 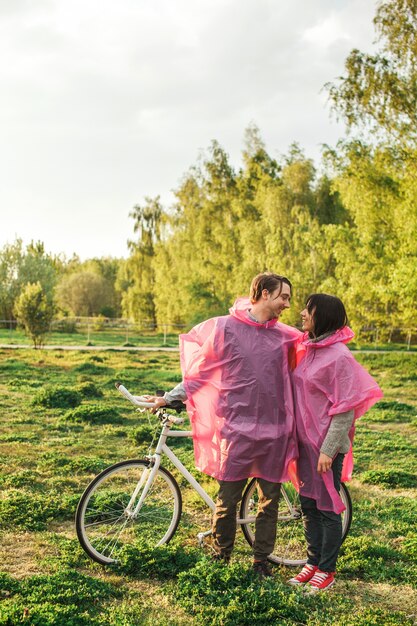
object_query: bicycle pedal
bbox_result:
[197,532,205,547]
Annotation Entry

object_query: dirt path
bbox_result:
[0,343,179,352]
[0,343,415,354]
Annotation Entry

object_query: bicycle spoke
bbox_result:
[77,461,181,564]
[83,515,126,528]
[240,479,351,566]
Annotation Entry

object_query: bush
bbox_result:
[90,355,105,363]
[338,535,417,585]
[0,469,41,488]
[8,377,43,389]
[366,400,416,423]
[176,559,331,625]
[38,452,109,474]
[129,424,155,445]
[0,490,75,531]
[92,315,107,331]
[73,362,113,375]
[32,385,82,409]
[14,282,54,348]
[374,400,415,413]
[117,541,199,579]
[41,535,89,570]
[61,404,123,424]
[331,608,416,626]
[0,570,121,626]
[54,319,77,334]
[361,469,416,488]
[75,381,103,398]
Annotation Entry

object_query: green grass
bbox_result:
[1,325,416,351]
[0,326,181,348]
[0,347,415,625]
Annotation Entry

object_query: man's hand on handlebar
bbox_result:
[140,395,167,414]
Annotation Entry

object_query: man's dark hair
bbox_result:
[305,293,348,338]
[250,272,292,304]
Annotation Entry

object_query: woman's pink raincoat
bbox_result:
[293,326,383,513]
[180,298,301,482]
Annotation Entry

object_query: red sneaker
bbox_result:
[305,570,335,593]
[288,563,318,585]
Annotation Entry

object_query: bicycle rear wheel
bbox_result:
[240,479,352,566]
[76,459,182,565]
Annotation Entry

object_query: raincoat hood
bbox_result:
[229,297,280,329]
[301,326,355,348]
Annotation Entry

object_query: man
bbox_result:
[145,272,300,577]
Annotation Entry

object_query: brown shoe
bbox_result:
[212,552,230,564]
[253,560,273,579]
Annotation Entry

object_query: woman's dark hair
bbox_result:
[305,293,348,338]
[250,272,292,304]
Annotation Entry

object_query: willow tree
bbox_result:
[117,197,163,324]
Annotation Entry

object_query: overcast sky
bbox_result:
[0,0,376,260]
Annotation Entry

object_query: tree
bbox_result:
[0,240,25,321]
[324,0,417,331]
[117,197,163,323]
[81,257,122,317]
[152,133,344,328]
[14,282,55,348]
[153,141,239,326]
[326,0,417,145]
[56,271,110,317]
[0,239,58,322]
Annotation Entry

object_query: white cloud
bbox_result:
[303,15,350,48]
[0,0,376,259]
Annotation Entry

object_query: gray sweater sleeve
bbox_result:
[320,410,355,458]
[163,382,187,404]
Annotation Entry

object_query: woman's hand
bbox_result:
[317,452,333,474]
[138,395,167,414]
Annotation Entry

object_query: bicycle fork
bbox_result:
[124,457,162,519]
[125,424,171,518]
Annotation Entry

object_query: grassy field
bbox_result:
[0,348,415,625]
[0,326,416,351]
[0,327,180,348]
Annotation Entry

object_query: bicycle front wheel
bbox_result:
[76,459,182,565]
[240,479,352,567]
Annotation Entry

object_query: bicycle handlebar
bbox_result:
[115,382,157,408]
[115,382,187,419]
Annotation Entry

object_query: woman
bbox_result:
[288,294,382,592]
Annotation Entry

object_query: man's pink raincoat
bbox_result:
[180,298,300,482]
[293,326,383,513]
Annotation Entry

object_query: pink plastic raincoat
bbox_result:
[293,326,383,513]
[180,297,301,482]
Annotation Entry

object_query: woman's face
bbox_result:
[301,306,315,334]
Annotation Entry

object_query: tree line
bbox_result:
[2,0,416,342]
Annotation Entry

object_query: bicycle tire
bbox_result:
[76,459,182,565]
[240,479,352,567]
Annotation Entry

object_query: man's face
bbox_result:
[265,283,291,318]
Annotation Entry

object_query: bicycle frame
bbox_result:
[128,418,256,527]
[76,384,352,567]
[115,384,302,526]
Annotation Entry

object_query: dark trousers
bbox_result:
[300,453,345,573]
[212,478,281,561]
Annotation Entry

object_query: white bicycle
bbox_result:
[75,383,352,566]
